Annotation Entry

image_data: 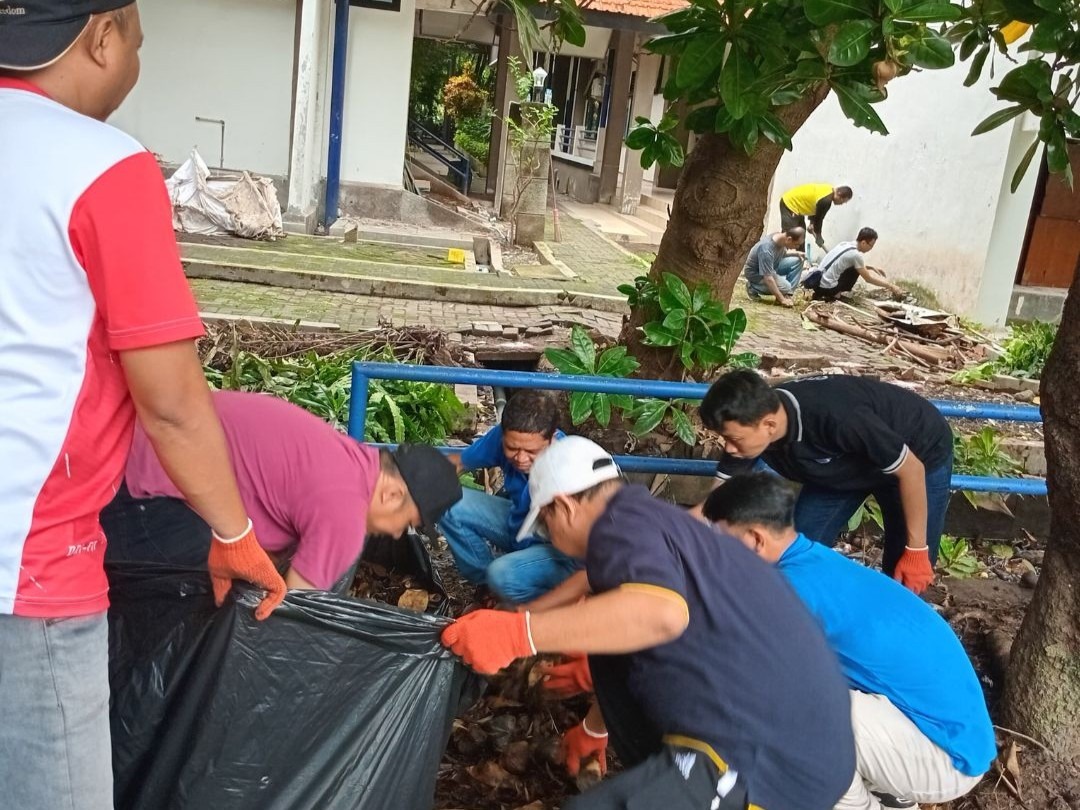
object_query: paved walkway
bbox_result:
[192,279,625,337]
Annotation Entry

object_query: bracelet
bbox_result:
[523,611,538,656]
[212,518,253,544]
[582,717,608,738]
[905,545,929,552]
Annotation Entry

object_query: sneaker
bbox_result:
[871,791,917,808]
[746,282,763,301]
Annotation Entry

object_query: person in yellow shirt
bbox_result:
[780,183,853,249]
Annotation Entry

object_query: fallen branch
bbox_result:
[994,725,1052,755]
[803,307,952,365]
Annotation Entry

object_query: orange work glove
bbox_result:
[541,653,593,697]
[207,520,287,621]
[893,546,934,594]
[562,719,608,777]
[441,609,536,674]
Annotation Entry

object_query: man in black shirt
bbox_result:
[700,371,953,593]
[442,437,855,810]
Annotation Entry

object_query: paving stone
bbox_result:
[470,321,503,336]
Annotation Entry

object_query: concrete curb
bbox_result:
[183,258,629,313]
[533,241,578,279]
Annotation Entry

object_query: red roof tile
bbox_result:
[583,0,688,20]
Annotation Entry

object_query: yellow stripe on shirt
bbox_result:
[663,735,766,810]
[619,583,690,619]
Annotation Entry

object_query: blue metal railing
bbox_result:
[407,120,472,194]
[348,362,1047,496]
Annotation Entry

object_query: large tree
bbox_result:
[624,0,1080,758]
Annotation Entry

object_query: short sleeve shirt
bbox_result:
[586,486,855,810]
[0,79,205,617]
[743,235,784,286]
[127,391,380,590]
[716,375,954,491]
[777,534,996,777]
[818,242,866,289]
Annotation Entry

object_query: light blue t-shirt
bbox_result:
[777,534,995,777]
[460,425,564,537]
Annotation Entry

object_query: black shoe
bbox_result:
[871,792,917,809]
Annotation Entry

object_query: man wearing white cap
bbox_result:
[442,436,856,810]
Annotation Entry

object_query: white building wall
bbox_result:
[110,0,297,177]
[334,0,417,188]
[768,60,1026,317]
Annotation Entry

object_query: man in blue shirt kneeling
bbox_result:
[703,473,995,810]
[439,389,577,603]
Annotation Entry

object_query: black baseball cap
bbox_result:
[0,0,134,71]
[392,444,463,528]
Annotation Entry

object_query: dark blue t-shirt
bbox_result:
[778,534,995,776]
[459,425,564,537]
[586,486,855,810]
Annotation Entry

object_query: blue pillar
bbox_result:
[323,0,350,229]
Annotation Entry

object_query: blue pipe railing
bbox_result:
[322,0,350,229]
[349,362,1046,496]
[407,120,472,194]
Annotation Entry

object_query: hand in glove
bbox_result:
[540,654,593,697]
[207,520,287,621]
[562,719,609,777]
[893,546,934,594]
[441,609,536,674]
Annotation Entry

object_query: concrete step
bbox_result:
[631,204,669,231]
[639,191,674,213]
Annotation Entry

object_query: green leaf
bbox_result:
[691,283,711,313]
[964,45,990,87]
[632,399,670,435]
[677,35,727,89]
[663,308,690,333]
[958,31,980,62]
[1011,137,1040,193]
[611,393,635,410]
[596,345,629,375]
[758,112,794,150]
[646,30,698,56]
[594,392,613,427]
[1045,126,1073,187]
[698,302,729,323]
[569,391,596,425]
[544,347,587,374]
[906,30,955,69]
[660,273,693,310]
[804,0,875,26]
[679,340,695,370]
[642,323,682,347]
[729,351,761,368]
[670,408,697,446]
[828,20,875,67]
[694,343,730,369]
[994,61,1052,104]
[720,46,756,119]
[832,82,889,134]
[971,105,1026,136]
[1000,0,1044,23]
[625,126,656,150]
[686,104,720,133]
[570,325,596,371]
[1027,14,1070,52]
[894,1,962,22]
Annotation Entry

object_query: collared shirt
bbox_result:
[777,533,995,776]
[587,486,855,810]
[715,376,954,491]
[0,79,204,617]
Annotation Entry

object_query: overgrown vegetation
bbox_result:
[955,320,1058,383]
[953,427,1024,479]
[204,347,464,444]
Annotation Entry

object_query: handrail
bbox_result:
[407,119,471,194]
[349,362,1046,495]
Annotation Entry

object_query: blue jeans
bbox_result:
[0,612,113,809]
[747,256,803,297]
[438,488,579,603]
[793,461,953,576]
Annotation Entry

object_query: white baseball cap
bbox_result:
[517,436,622,541]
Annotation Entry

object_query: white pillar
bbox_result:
[285,0,330,232]
[617,50,661,215]
[973,112,1044,326]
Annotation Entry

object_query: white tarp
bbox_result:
[165,149,283,240]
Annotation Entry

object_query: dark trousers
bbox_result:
[568,655,749,810]
[101,482,212,568]
[793,460,953,575]
[808,267,860,300]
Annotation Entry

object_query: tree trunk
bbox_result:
[1001,256,1080,761]
[620,90,828,378]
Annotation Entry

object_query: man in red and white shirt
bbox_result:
[0,4,287,807]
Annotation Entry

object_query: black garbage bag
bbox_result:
[108,562,480,810]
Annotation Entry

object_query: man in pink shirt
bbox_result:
[105,391,464,591]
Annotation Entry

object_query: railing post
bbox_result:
[348,364,371,440]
